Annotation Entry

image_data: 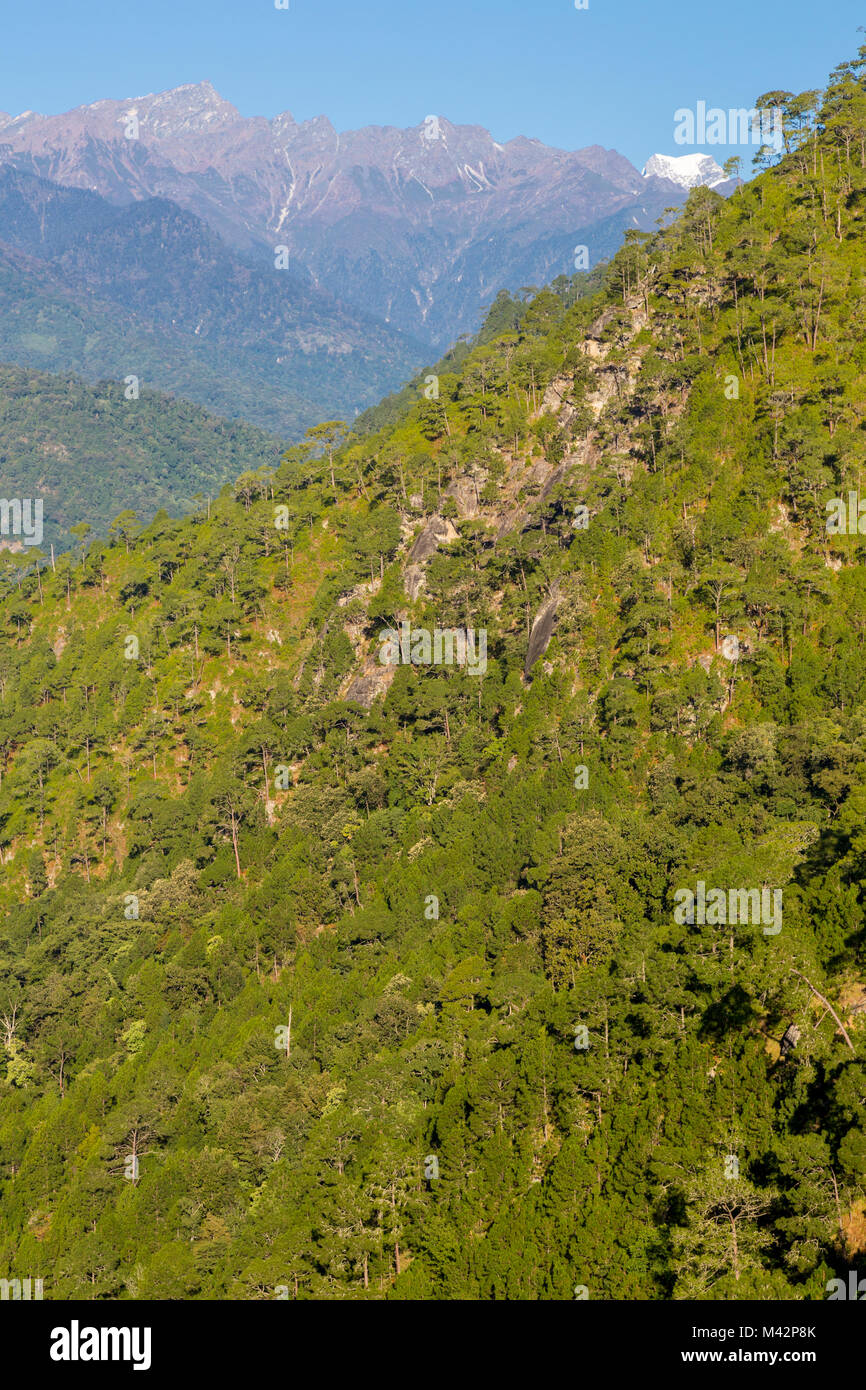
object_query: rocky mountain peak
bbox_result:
[0,87,699,345]
[119,82,244,138]
[641,152,727,189]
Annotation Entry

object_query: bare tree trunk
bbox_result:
[792,968,854,1053]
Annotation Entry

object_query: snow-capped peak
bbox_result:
[642,153,728,190]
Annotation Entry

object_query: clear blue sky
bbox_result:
[1,0,863,167]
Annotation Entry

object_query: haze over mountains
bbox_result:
[0,82,714,350]
[0,165,425,437]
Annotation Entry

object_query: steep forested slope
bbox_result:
[1,54,866,1301]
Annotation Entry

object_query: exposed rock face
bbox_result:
[525,594,560,676]
[343,664,396,709]
[539,463,569,502]
[408,516,459,564]
[0,84,691,345]
[334,291,663,705]
[403,565,426,601]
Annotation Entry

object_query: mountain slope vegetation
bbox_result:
[0,168,428,436]
[2,53,866,1300]
[0,363,282,552]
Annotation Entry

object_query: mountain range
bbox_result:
[0,83,720,349]
[0,165,428,437]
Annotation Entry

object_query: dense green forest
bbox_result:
[0,364,282,552]
[0,242,321,440]
[2,51,866,1301]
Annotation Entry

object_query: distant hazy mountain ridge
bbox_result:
[0,83,695,345]
[0,165,427,436]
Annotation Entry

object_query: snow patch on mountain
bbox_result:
[642,153,728,189]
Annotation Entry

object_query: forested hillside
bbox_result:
[0,364,282,552]
[1,52,866,1300]
[0,168,428,436]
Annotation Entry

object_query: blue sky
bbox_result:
[1,0,862,167]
